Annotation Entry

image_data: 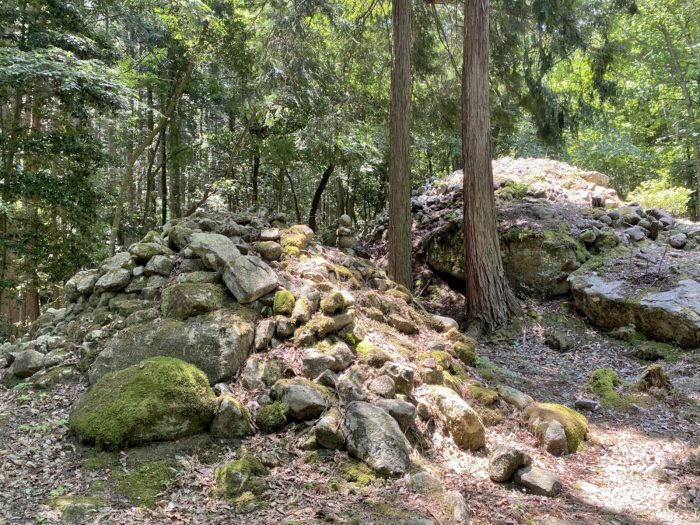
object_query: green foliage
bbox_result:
[628,179,692,217]
[114,460,180,508]
[255,401,287,433]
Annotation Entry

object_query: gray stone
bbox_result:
[129,242,173,262]
[315,407,345,449]
[339,214,352,228]
[64,270,100,303]
[444,490,471,525]
[174,271,219,284]
[189,232,240,272]
[222,255,278,304]
[254,319,276,350]
[336,366,367,402]
[431,315,458,333]
[99,252,134,273]
[408,471,443,494]
[302,339,355,378]
[145,255,175,276]
[344,401,411,476]
[257,241,283,261]
[497,384,534,410]
[94,269,132,293]
[211,396,255,439]
[513,466,562,497]
[240,358,284,390]
[9,349,45,378]
[271,379,329,420]
[368,375,395,398]
[380,361,415,396]
[89,310,254,385]
[625,226,646,241]
[488,446,532,482]
[543,420,568,456]
[161,283,225,320]
[669,233,687,249]
[417,385,485,450]
[375,398,416,431]
[260,228,280,242]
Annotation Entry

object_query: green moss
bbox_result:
[633,341,682,362]
[273,290,296,316]
[452,340,477,365]
[273,378,333,402]
[320,291,346,314]
[282,245,300,257]
[231,491,265,513]
[280,233,308,249]
[49,495,110,522]
[69,357,216,450]
[385,288,411,303]
[213,455,268,500]
[468,384,498,406]
[442,371,462,391]
[525,403,588,453]
[338,460,378,487]
[476,407,503,426]
[305,314,337,338]
[587,368,630,408]
[255,401,287,433]
[83,452,117,471]
[114,459,179,507]
[418,351,452,369]
[355,341,390,367]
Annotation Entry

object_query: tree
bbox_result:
[388,0,413,291]
[462,0,517,329]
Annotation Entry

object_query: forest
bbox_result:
[0,1,699,525]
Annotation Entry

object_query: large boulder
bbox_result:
[417,385,485,450]
[344,401,411,476]
[222,255,278,304]
[188,232,240,272]
[161,283,226,320]
[89,309,255,385]
[426,208,584,298]
[569,245,700,348]
[69,357,216,450]
[524,402,588,455]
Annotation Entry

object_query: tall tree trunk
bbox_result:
[251,152,260,212]
[169,108,182,219]
[388,0,413,290]
[308,164,335,232]
[143,85,157,228]
[109,57,195,254]
[659,25,700,219]
[285,169,303,223]
[462,0,517,330]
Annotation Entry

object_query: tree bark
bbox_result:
[286,169,303,223]
[659,24,700,218]
[388,0,413,290]
[251,152,260,212]
[462,0,517,330]
[308,164,335,232]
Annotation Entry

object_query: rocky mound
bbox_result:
[365,157,700,349]
[0,204,591,521]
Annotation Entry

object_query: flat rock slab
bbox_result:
[513,466,562,497]
[569,247,700,348]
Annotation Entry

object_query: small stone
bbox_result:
[257,241,283,261]
[260,228,280,242]
[388,312,417,335]
[579,230,597,243]
[444,490,471,525]
[254,319,276,351]
[271,379,330,420]
[320,291,346,315]
[513,466,562,497]
[211,396,255,439]
[669,233,687,249]
[375,398,416,431]
[574,398,599,411]
[488,446,532,483]
[542,420,568,456]
[9,349,45,378]
[544,329,574,352]
[145,255,175,276]
[315,407,345,449]
[608,325,636,341]
[497,385,534,410]
[408,471,443,495]
[368,375,395,398]
[625,226,646,242]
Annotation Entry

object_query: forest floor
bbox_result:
[0,297,698,525]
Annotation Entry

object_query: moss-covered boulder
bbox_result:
[69,357,216,450]
[213,454,268,500]
[320,291,346,315]
[273,289,296,316]
[355,341,391,367]
[587,368,626,408]
[524,402,588,455]
[271,378,332,420]
[211,396,255,439]
[255,401,287,433]
[161,283,225,320]
[49,495,110,523]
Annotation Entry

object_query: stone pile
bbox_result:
[336,214,356,251]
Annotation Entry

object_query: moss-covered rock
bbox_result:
[468,384,499,406]
[161,283,225,320]
[587,368,626,408]
[453,340,477,365]
[338,459,378,487]
[211,396,255,439]
[114,459,179,507]
[524,402,588,453]
[255,401,287,433]
[320,291,346,315]
[355,341,391,367]
[49,495,110,523]
[273,289,296,316]
[69,357,216,450]
[213,455,269,500]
